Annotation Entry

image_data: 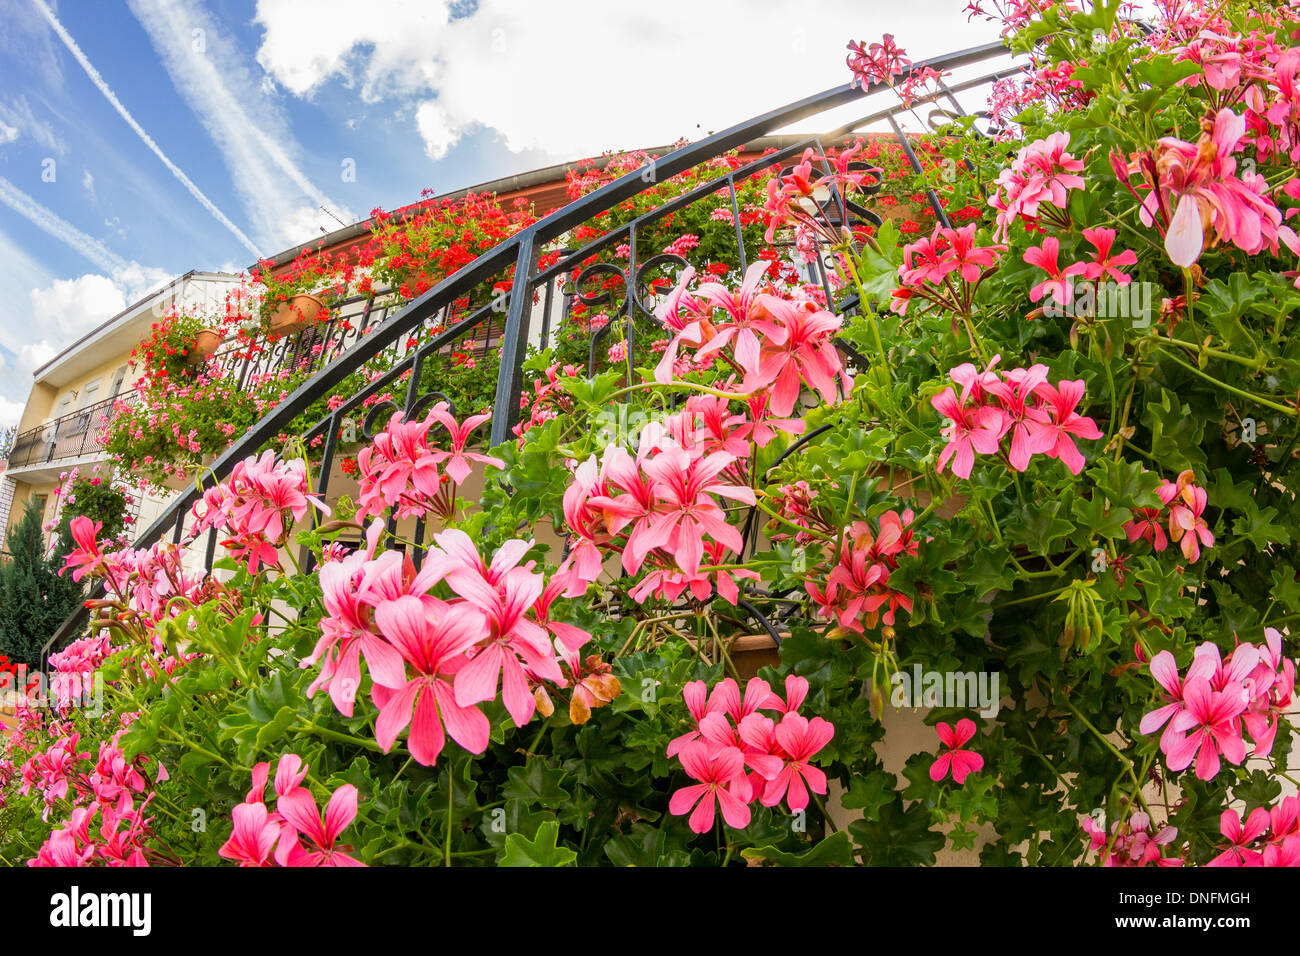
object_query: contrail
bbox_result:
[130,0,349,220]
[0,175,128,274]
[31,0,263,259]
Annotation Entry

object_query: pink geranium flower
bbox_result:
[219,801,282,867]
[984,364,1053,471]
[425,402,505,485]
[930,718,984,784]
[1165,677,1249,781]
[1168,483,1214,563]
[634,447,755,577]
[1023,236,1075,306]
[275,784,365,867]
[1208,807,1270,867]
[668,741,753,834]
[61,517,105,582]
[666,680,719,758]
[1025,379,1101,474]
[931,386,1005,479]
[1139,650,1216,753]
[756,712,834,812]
[692,260,769,376]
[371,595,491,766]
[1123,508,1169,552]
[1067,227,1138,283]
[744,294,851,418]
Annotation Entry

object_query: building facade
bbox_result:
[1,271,240,546]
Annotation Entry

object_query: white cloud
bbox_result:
[0,0,63,91]
[82,167,96,203]
[0,394,26,430]
[128,0,356,250]
[26,266,170,347]
[0,237,170,409]
[0,95,66,155]
[4,264,168,358]
[254,0,1004,162]
[414,101,459,160]
[255,0,452,100]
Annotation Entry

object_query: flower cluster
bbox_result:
[1082,810,1182,867]
[891,223,1007,315]
[513,362,582,440]
[846,34,911,88]
[354,402,503,521]
[667,677,834,832]
[1208,796,1300,867]
[1022,228,1138,308]
[930,357,1102,477]
[654,263,852,417]
[1170,22,1300,164]
[306,521,609,765]
[47,465,134,543]
[23,721,168,867]
[220,755,362,867]
[806,509,920,636]
[984,57,1094,130]
[560,418,757,605]
[45,635,110,712]
[1123,469,1215,563]
[989,131,1086,239]
[761,142,874,248]
[1140,630,1295,780]
[191,451,328,573]
[1114,108,1283,266]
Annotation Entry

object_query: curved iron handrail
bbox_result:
[41,39,1018,665]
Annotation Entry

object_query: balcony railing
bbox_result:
[202,286,512,394]
[6,394,132,470]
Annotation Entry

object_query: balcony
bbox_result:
[6,394,131,472]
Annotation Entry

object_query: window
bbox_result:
[109,365,128,397]
[79,379,101,409]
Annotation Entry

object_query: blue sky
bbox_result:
[0,0,1001,426]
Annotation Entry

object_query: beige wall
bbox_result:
[14,382,58,435]
[2,478,58,543]
[57,354,140,408]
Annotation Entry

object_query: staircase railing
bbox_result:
[41,39,1019,666]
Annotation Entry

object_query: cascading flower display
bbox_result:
[8,0,1300,872]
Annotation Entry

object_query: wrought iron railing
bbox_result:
[42,39,1021,664]
[203,287,509,396]
[7,394,134,470]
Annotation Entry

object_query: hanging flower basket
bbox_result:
[186,328,222,365]
[268,293,326,335]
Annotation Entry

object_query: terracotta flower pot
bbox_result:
[681,632,784,681]
[187,328,222,364]
[729,633,783,680]
[268,293,325,335]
